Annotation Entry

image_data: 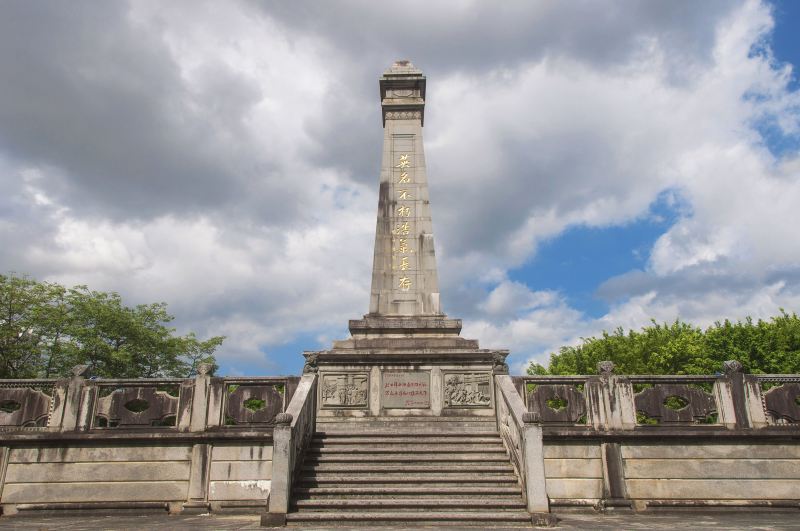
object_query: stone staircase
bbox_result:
[286,419,534,527]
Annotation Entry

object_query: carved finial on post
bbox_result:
[522,411,540,424]
[303,352,319,374]
[274,413,293,425]
[492,352,510,374]
[196,363,213,376]
[597,361,615,376]
[71,365,91,378]
[722,360,743,375]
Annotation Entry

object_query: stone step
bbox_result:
[293,486,523,497]
[297,474,518,485]
[308,444,506,454]
[293,498,526,510]
[312,435,502,444]
[301,463,514,473]
[305,453,510,463]
[285,511,533,524]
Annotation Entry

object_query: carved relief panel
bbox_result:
[443,372,492,408]
[320,373,369,408]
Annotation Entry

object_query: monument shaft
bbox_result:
[370,60,440,316]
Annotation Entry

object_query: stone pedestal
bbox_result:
[304,316,508,420]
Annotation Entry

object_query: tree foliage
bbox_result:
[0,274,224,379]
[528,311,800,375]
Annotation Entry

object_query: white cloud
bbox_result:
[1,0,798,375]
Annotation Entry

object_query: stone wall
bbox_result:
[514,363,800,511]
[0,370,298,515]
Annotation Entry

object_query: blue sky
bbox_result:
[1,0,799,376]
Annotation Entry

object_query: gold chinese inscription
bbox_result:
[393,152,416,289]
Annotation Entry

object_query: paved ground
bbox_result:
[0,512,798,530]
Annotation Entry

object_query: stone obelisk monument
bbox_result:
[305,60,508,420]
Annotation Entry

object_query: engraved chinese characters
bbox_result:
[320,373,368,408]
[394,152,415,292]
[382,371,430,408]
[444,373,492,407]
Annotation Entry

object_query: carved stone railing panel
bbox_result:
[527,384,587,424]
[224,384,284,426]
[93,384,180,428]
[634,383,717,425]
[0,383,55,428]
[761,380,800,424]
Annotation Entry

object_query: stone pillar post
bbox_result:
[59,365,90,431]
[189,363,213,432]
[588,361,636,431]
[183,443,212,512]
[520,414,549,513]
[715,361,750,429]
[265,412,293,526]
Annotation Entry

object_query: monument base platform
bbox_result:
[304,315,508,419]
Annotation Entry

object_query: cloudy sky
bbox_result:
[2,0,799,375]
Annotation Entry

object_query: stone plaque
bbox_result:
[320,373,368,408]
[443,373,492,408]
[382,371,430,409]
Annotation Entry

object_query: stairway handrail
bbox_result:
[268,372,317,518]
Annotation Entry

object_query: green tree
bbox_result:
[0,274,224,379]
[528,311,800,375]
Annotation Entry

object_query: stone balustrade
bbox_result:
[508,362,800,511]
[0,368,299,516]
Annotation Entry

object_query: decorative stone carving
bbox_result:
[303,352,319,374]
[492,352,509,374]
[94,386,179,428]
[320,373,368,408]
[443,373,491,408]
[527,384,586,424]
[763,382,800,423]
[196,362,213,376]
[384,110,422,120]
[274,412,293,425]
[723,360,744,375]
[0,386,53,427]
[634,384,716,424]
[597,361,616,376]
[225,384,284,426]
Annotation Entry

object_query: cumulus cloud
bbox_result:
[0,0,798,374]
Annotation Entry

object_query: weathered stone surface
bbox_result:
[443,373,492,408]
[1,481,188,503]
[381,371,430,408]
[0,386,53,427]
[319,373,368,408]
[544,458,603,478]
[211,444,273,462]
[623,458,800,479]
[369,61,440,317]
[544,443,601,459]
[545,478,603,499]
[210,461,272,482]
[763,382,800,422]
[94,386,179,428]
[208,480,270,501]
[5,461,190,483]
[224,384,283,426]
[634,384,716,424]
[626,479,800,500]
[621,443,800,459]
[10,445,192,463]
